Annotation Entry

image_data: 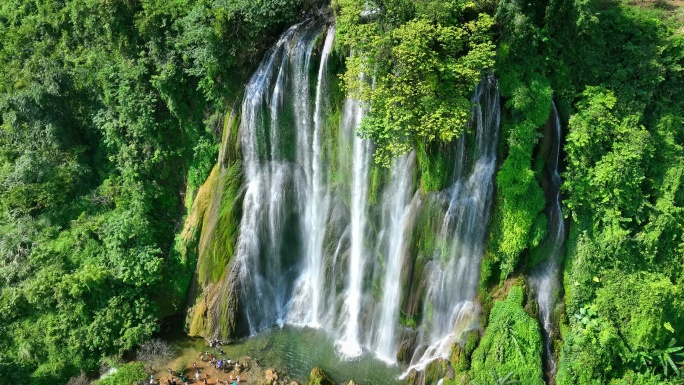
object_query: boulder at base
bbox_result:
[307,367,335,385]
[260,368,279,385]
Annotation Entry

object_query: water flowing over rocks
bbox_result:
[182,17,507,382]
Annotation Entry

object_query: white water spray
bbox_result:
[287,26,336,327]
[234,23,321,333]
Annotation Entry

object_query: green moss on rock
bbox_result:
[451,330,480,374]
[425,358,452,384]
[307,367,335,385]
[470,285,545,385]
[417,141,454,193]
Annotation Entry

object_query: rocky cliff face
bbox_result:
[183,107,247,339]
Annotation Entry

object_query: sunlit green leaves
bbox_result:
[574,306,598,328]
[336,0,495,165]
[470,285,545,385]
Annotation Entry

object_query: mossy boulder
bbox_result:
[405,368,422,385]
[425,358,453,384]
[396,328,418,364]
[470,285,544,385]
[450,330,479,373]
[184,108,247,340]
[307,367,335,385]
[406,358,453,385]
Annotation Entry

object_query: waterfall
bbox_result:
[307,26,337,327]
[529,101,566,382]
[372,153,416,364]
[235,22,322,333]
[336,96,372,358]
[403,77,501,376]
[226,18,504,373]
[287,26,336,328]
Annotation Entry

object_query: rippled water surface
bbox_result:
[165,326,404,384]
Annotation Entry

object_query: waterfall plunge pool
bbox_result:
[161,326,405,384]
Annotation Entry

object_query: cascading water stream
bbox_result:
[372,153,416,364]
[307,26,336,327]
[529,101,567,383]
[403,77,500,376]
[229,19,506,376]
[234,22,322,334]
[287,26,336,328]
[336,96,372,358]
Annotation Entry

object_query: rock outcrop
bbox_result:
[306,367,335,385]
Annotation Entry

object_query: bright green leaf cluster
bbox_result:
[335,0,496,166]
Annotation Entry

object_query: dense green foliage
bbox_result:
[483,0,550,283]
[549,3,684,384]
[414,0,683,382]
[0,0,310,382]
[470,285,544,385]
[92,362,147,385]
[1,0,683,383]
[334,0,496,167]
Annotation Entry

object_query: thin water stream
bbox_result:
[529,102,567,382]
[403,76,500,376]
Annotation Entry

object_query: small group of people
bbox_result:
[158,340,254,385]
[200,351,227,363]
[208,339,225,355]
[183,369,210,385]
[199,351,211,362]
[150,374,188,385]
[214,358,228,370]
[164,368,189,385]
[197,356,233,372]
[164,377,188,385]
